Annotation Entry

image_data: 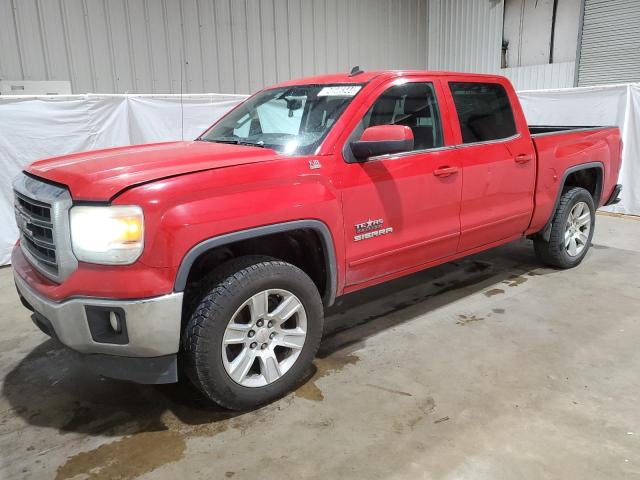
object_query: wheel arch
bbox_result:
[561,162,604,206]
[539,161,603,240]
[173,220,338,307]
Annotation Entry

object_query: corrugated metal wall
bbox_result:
[577,0,640,86]
[501,61,575,90]
[0,0,504,94]
[427,0,502,73]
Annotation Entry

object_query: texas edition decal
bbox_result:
[354,218,393,242]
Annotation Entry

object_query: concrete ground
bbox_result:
[1,213,640,480]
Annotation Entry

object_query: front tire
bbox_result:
[181,256,323,410]
[534,187,595,268]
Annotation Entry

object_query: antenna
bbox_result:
[349,65,364,77]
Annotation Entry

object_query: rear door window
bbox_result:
[449,82,516,143]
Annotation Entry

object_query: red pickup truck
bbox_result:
[13,70,622,410]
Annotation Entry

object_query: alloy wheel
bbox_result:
[221,289,307,387]
[564,201,591,257]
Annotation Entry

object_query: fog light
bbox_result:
[86,306,128,345]
[109,311,121,333]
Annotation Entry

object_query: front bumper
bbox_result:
[14,271,183,384]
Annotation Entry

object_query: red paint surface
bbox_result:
[16,71,622,302]
[360,125,414,142]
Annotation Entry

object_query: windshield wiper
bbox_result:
[199,138,268,148]
[198,138,239,144]
[238,140,267,148]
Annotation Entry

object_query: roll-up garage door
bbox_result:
[577,0,640,86]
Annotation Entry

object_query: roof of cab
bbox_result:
[271,71,385,88]
[269,70,509,89]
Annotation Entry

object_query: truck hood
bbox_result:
[26,141,280,201]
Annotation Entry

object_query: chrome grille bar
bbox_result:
[15,191,52,222]
[21,236,57,267]
[12,173,77,283]
[14,193,57,275]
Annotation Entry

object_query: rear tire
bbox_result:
[533,187,595,269]
[181,256,323,410]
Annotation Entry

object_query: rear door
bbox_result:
[339,78,462,287]
[443,78,536,252]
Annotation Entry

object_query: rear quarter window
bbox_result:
[449,82,517,143]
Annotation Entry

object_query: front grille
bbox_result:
[13,173,77,283]
[16,192,52,222]
[14,192,58,274]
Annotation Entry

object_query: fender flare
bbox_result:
[540,161,604,240]
[173,220,338,306]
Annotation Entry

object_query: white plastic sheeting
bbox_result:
[0,94,247,265]
[1,84,639,266]
[518,83,639,216]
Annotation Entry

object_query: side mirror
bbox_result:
[350,125,414,161]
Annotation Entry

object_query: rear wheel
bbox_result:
[534,187,595,268]
[181,256,323,410]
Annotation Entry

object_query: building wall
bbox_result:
[501,61,575,90]
[552,0,581,63]
[503,0,554,67]
[427,0,503,74]
[0,0,505,95]
[502,0,580,68]
[500,0,582,90]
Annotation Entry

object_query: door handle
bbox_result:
[515,153,533,164]
[433,166,459,178]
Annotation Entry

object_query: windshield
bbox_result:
[199,84,363,155]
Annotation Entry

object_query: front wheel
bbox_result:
[534,187,595,269]
[181,256,324,410]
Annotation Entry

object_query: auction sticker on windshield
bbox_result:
[317,86,362,97]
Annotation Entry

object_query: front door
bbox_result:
[339,79,462,287]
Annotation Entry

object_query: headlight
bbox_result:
[70,205,144,265]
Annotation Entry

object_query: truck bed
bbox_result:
[526,124,622,236]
